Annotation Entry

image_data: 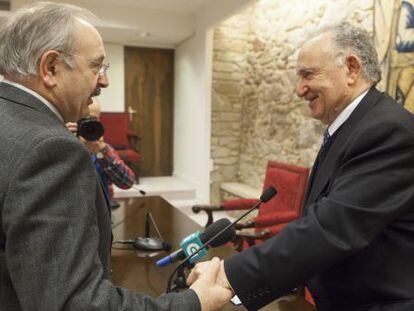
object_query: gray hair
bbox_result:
[330,21,381,83]
[0,2,97,77]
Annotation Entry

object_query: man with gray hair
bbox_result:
[189,22,414,310]
[0,2,231,310]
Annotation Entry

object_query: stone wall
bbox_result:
[210,0,373,204]
[210,13,251,204]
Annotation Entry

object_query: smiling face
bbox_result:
[296,32,351,125]
[54,20,109,122]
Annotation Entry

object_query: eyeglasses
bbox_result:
[98,63,110,77]
[60,51,110,77]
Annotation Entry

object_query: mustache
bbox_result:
[91,88,101,97]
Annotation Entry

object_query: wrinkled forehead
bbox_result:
[296,32,336,68]
[301,31,334,55]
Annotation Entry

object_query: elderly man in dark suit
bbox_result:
[189,22,414,310]
[0,2,231,310]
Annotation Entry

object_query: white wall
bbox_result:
[99,43,125,112]
[174,0,253,203]
[173,26,213,204]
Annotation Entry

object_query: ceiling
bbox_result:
[4,0,214,48]
[89,0,211,47]
[96,0,209,13]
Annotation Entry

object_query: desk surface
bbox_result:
[111,196,314,311]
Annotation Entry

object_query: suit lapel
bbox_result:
[304,87,383,209]
[0,82,61,122]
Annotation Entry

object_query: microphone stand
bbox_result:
[166,187,277,293]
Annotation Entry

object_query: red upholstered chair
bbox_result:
[100,112,141,178]
[194,160,314,305]
[192,161,309,251]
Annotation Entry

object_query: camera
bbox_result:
[77,116,104,141]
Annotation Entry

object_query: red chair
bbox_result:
[192,161,309,250]
[100,112,141,178]
[193,160,314,305]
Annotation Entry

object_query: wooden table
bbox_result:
[111,196,315,311]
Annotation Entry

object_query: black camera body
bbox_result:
[77,116,104,141]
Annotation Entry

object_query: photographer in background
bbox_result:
[67,98,136,207]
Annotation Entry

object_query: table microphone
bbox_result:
[134,212,171,251]
[115,212,171,252]
[131,184,146,195]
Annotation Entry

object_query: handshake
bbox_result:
[167,187,278,310]
[187,257,234,311]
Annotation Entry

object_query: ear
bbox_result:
[345,54,362,85]
[38,50,61,88]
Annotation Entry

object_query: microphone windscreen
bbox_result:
[260,186,277,202]
[201,218,235,247]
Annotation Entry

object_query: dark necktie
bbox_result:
[322,128,331,147]
[318,128,331,164]
[303,128,332,210]
[312,129,332,178]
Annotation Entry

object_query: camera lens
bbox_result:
[77,117,104,141]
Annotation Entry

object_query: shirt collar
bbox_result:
[327,89,369,136]
[2,79,64,122]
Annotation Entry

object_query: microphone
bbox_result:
[165,186,277,292]
[183,186,277,264]
[131,184,146,195]
[134,212,171,251]
[115,212,171,252]
[156,218,236,267]
[259,186,277,202]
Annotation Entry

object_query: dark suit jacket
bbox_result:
[0,82,199,310]
[225,88,414,311]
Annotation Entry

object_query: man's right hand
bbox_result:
[190,257,233,311]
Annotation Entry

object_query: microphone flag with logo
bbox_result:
[156,218,235,267]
